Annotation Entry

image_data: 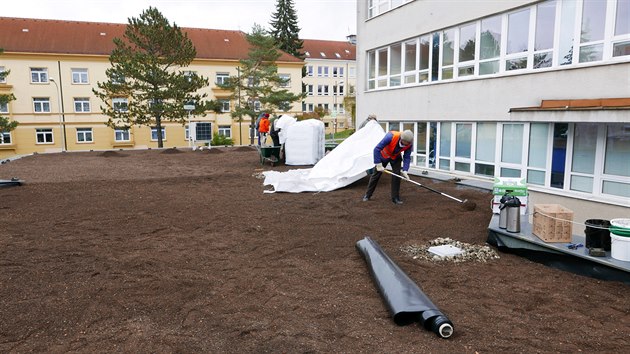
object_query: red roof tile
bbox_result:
[301,39,356,60]
[0,17,302,63]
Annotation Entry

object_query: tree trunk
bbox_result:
[156,115,163,148]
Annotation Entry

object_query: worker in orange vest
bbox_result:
[362,130,414,205]
[258,113,270,146]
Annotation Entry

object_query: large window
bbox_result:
[151,127,166,141]
[603,123,630,197]
[218,125,231,138]
[278,73,291,87]
[366,0,630,89]
[475,123,496,177]
[0,101,8,113]
[216,72,229,85]
[196,122,212,141]
[74,98,90,112]
[0,132,11,145]
[33,98,51,113]
[30,68,48,83]
[36,128,53,144]
[114,129,130,142]
[112,98,128,112]
[527,123,549,185]
[219,99,230,112]
[71,68,89,84]
[0,66,6,83]
[76,128,93,143]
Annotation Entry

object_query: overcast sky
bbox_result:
[2,0,357,41]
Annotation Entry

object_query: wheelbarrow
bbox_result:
[258,145,282,166]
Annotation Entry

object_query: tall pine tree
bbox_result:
[93,7,219,148]
[0,48,18,139]
[269,0,304,58]
[219,24,304,144]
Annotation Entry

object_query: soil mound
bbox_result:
[99,151,127,157]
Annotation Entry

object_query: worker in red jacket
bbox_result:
[362,130,414,205]
[258,113,270,146]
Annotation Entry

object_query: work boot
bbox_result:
[392,197,403,205]
[362,195,370,202]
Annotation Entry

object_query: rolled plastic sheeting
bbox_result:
[356,236,454,338]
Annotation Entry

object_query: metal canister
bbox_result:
[506,196,521,233]
[498,193,512,229]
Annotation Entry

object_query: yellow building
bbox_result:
[301,39,356,135]
[0,17,304,158]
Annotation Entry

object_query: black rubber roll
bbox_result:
[356,236,454,338]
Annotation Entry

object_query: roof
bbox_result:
[0,17,302,63]
[510,98,630,112]
[301,39,356,61]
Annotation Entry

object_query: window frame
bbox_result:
[30,68,49,83]
[76,127,94,143]
[35,128,54,144]
[33,97,51,113]
[71,68,89,84]
[74,97,91,113]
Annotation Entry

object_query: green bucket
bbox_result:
[610,218,630,237]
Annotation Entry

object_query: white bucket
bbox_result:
[611,234,630,262]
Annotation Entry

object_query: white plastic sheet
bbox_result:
[274,114,297,145]
[263,120,385,193]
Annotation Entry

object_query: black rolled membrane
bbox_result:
[356,236,454,338]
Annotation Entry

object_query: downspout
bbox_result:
[57,61,68,151]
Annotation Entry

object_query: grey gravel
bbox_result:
[400,237,500,263]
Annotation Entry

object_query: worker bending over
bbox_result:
[362,130,413,205]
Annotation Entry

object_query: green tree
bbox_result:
[269,0,304,58]
[219,24,304,144]
[0,49,18,139]
[93,7,220,148]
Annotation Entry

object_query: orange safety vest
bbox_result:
[380,131,411,160]
[259,118,270,133]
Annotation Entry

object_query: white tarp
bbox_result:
[284,119,325,166]
[263,120,385,193]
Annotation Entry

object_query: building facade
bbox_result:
[0,17,304,157]
[356,0,629,222]
[301,39,357,135]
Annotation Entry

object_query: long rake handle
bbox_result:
[383,169,465,204]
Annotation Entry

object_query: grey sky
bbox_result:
[2,0,357,41]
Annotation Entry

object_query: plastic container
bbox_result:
[610,234,630,262]
[584,219,611,251]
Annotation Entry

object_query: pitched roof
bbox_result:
[0,17,303,63]
[301,39,356,61]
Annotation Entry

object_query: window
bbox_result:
[348,65,356,78]
[30,68,48,83]
[332,67,345,77]
[0,66,6,83]
[218,125,231,138]
[36,128,53,144]
[219,99,230,112]
[74,98,90,112]
[404,39,417,84]
[278,73,291,87]
[603,123,630,197]
[151,127,166,141]
[527,123,550,185]
[306,65,313,76]
[33,98,51,113]
[458,23,477,77]
[317,66,329,77]
[534,1,556,69]
[506,9,530,71]
[338,84,345,96]
[0,101,7,113]
[475,123,496,177]
[112,98,128,112]
[253,100,261,112]
[114,129,130,142]
[389,43,402,86]
[317,85,329,96]
[306,84,314,96]
[438,122,451,170]
[579,0,606,63]
[196,122,212,141]
[480,15,502,75]
[216,72,229,85]
[76,128,93,143]
[71,68,89,84]
[0,132,11,145]
[441,29,455,80]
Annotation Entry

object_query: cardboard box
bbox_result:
[491,177,528,215]
[533,204,574,243]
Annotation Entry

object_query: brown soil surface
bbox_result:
[1,148,628,353]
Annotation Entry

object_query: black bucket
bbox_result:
[585,219,611,251]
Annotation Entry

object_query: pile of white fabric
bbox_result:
[263,120,385,193]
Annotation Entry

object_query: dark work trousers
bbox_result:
[270,132,280,147]
[364,157,402,200]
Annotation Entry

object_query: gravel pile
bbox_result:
[400,237,500,263]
